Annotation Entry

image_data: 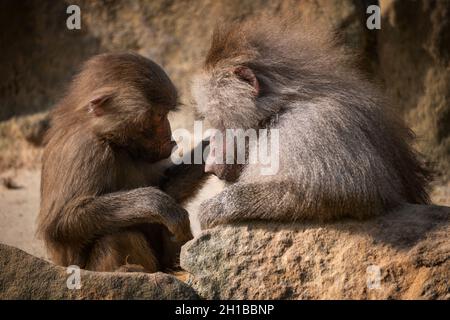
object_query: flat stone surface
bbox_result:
[0,243,199,300]
[182,204,450,299]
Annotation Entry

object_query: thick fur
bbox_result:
[192,17,430,228]
[38,52,204,272]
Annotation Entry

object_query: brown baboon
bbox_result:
[192,17,430,229]
[38,52,206,273]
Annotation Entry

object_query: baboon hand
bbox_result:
[146,189,193,243]
[169,211,193,244]
[157,207,192,244]
[199,195,224,229]
[199,183,269,229]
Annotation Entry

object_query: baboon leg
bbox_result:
[199,181,300,229]
[85,231,159,273]
[115,264,147,273]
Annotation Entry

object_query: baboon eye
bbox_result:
[151,112,165,122]
[233,66,259,96]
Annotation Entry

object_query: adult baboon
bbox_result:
[192,17,430,228]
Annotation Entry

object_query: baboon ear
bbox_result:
[234,66,259,96]
[87,94,112,117]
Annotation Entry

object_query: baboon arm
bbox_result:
[52,187,191,244]
[161,163,209,204]
[161,139,210,204]
[199,181,297,229]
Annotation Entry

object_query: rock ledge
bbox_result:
[181,204,450,299]
[0,244,198,300]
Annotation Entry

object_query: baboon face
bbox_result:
[202,128,242,182]
[76,53,178,162]
[192,66,261,131]
[192,66,263,181]
[113,108,175,162]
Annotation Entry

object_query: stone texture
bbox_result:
[0,0,371,124]
[0,1,100,121]
[379,0,450,181]
[0,244,198,299]
[181,204,450,299]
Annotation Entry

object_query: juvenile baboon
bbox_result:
[192,17,430,228]
[38,52,206,273]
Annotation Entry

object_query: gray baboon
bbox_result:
[38,52,206,272]
[192,17,430,228]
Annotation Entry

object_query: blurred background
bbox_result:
[0,0,449,260]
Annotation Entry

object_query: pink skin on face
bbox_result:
[205,129,224,173]
[205,132,216,173]
[204,130,241,182]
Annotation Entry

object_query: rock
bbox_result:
[0,244,199,299]
[0,1,100,121]
[20,113,50,146]
[0,0,371,124]
[181,204,450,299]
[379,0,450,181]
